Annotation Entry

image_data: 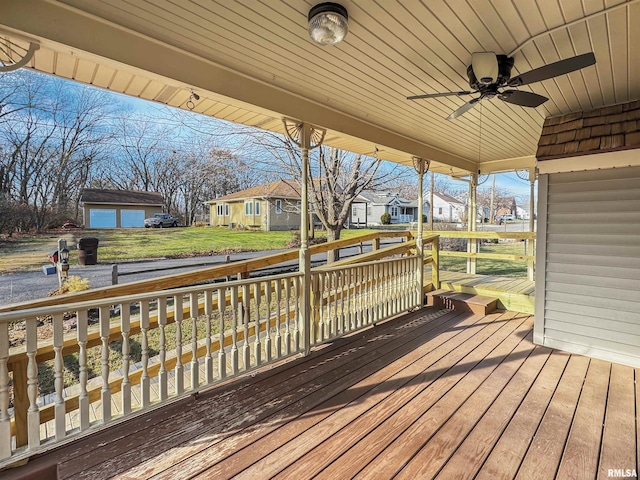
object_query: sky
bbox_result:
[9,69,536,206]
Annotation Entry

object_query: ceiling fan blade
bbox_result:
[498,90,548,107]
[507,52,596,87]
[446,97,481,120]
[407,91,472,100]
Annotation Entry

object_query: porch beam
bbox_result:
[0,0,476,173]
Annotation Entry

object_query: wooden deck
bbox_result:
[436,270,536,314]
[6,306,638,480]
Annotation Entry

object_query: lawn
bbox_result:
[0,227,378,274]
[439,241,531,277]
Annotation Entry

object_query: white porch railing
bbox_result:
[0,251,429,465]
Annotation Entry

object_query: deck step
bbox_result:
[426,289,499,315]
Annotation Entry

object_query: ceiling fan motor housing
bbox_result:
[467,53,515,90]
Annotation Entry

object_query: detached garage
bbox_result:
[80,188,164,228]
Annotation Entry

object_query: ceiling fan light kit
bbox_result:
[471,52,499,85]
[409,51,596,120]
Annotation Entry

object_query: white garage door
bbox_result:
[90,209,116,228]
[121,209,145,228]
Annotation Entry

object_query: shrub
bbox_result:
[380,212,391,225]
[47,275,91,296]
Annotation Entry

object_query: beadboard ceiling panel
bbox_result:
[0,0,637,175]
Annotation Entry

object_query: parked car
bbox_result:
[496,214,516,224]
[144,213,179,228]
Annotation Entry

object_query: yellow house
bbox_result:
[207,179,302,231]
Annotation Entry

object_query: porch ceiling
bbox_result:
[1,0,638,175]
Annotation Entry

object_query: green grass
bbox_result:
[0,227,378,274]
[439,241,530,277]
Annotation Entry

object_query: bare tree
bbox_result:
[244,130,411,261]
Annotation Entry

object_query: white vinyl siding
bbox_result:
[536,166,640,368]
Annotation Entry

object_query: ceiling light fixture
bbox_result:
[308,3,349,46]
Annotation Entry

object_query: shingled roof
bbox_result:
[536,99,640,161]
[80,188,164,205]
[209,179,301,202]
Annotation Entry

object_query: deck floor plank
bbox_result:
[432,345,553,480]
[394,330,538,479]
[59,307,459,479]
[11,306,638,480]
[555,359,610,480]
[475,350,571,480]
[138,309,480,480]
[351,316,533,480]
[515,355,591,479]
[234,311,524,480]
[598,363,638,478]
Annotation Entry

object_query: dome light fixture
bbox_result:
[308,3,349,46]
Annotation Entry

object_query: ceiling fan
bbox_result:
[407,52,596,120]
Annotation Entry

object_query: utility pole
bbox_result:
[489,174,495,223]
[429,171,434,231]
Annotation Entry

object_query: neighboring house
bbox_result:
[432,192,465,222]
[496,197,518,219]
[516,206,530,220]
[79,188,164,228]
[207,179,302,231]
[354,191,423,225]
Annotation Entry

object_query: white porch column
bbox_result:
[282,118,325,356]
[527,167,536,281]
[467,174,478,274]
[413,157,430,304]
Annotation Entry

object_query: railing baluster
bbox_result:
[53,313,65,441]
[121,303,131,415]
[99,306,111,423]
[218,288,227,380]
[190,293,199,390]
[174,295,184,395]
[77,310,89,430]
[204,290,214,384]
[140,300,150,408]
[158,297,168,401]
[274,279,282,359]
[264,281,272,362]
[284,279,292,355]
[0,321,11,459]
[293,277,300,352]
[231,286,239,375]
[26,318,39,448]
[242,283,251,371]
[253,283,262,367]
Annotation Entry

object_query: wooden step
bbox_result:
[426,290,499,315]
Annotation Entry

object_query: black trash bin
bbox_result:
[77,237,99,266]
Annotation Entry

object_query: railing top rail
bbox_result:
[0,271,302,325]
[419,230,535,240]
[313,254,419,273]
[0,230,413,314]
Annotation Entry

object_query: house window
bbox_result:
[275,199,282,214]
[224,204,229,216]
[438,207,443,215]
[367,206,372,215]
[390,206,398,217]
[245,201,253,215]
[217,204,223,216]
[255,201,261,216]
